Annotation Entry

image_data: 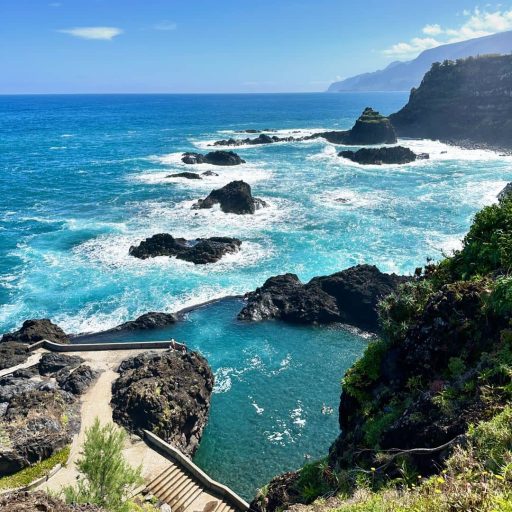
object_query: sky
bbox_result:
[1,0,512,94]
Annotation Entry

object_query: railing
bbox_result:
[144,430,250,512]
[28,339,186,352]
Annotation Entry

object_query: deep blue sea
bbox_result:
[1,93,512,498]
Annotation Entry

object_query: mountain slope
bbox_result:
[328,30,512,92]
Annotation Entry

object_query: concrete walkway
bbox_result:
[0,349,44,378]
[39,348,171,494]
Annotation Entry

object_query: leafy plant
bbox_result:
[63,419,143,512]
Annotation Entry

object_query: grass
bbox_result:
[0,445,70,491]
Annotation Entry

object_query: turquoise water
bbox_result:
[2,93,512,497]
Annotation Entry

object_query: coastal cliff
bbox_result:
[390,54,512,150]
[253,186,512,511]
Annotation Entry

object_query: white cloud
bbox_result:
[58,26,123,40]
[154,21,177,31]
[384,7,512,58]
[423,24,443,36]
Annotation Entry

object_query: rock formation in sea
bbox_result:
[182,150,246,165]
[167,171,202,180]
[192,180,267,214]
[339,146,429,165]
[111,349,214,457]
[389,54,512,150]
[129,233,242,263]
[211,108,397,147]
[1,319,70,345]
[238,264,408,332]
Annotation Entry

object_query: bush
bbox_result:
[63,418,143,512]
[468,406,512,471]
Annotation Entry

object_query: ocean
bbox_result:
[1,92,511,497]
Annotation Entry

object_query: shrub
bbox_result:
[63,418,143,512]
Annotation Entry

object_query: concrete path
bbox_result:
[40,348,171,494]
[0,349,44,378]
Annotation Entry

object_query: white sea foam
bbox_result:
[314,188,388,209]
[291,401,306,428]
[214,368,233,393]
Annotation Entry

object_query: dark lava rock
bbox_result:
[0,388,79,476]
[192,180,267,215]
[211,133,285,147]
[1,319,70,345]
[202,170,219,177]
[167,172,202,180]
[389,55,512,150]
[59,365,99,395]
[182,150,246,166]
[38,353,83,376]
[238,264,408,332]
[111,350,214,457]
[130,234,242,264]
[182,152,207,164]
[339,146,424,165]
[12,366,38,379]
[251,472,301,512]
[0,342,30,370]
[110,311,179,332]
[0,491,105,511]
[343,107,397,144]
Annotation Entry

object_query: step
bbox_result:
[149,466,181,495]
[175,485,204,512]
[160,474,192,504]
[168,479,196,506]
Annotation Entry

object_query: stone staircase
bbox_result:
[145,460,239,512]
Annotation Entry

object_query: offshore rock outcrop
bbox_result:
[238,265,408,332]
[339,146,429,165]
[182,150,246,165]
[130,233,242,263]
[167,171,202,180]
[111,350,214,457]
[389,54,512,150]
[211,108,397,147]
[193,180,267,214]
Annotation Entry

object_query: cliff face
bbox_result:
[389,54,512,149]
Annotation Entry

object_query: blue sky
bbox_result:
[1,0,512,93]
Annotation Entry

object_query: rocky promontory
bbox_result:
[339,146,429,165]
[111,349,214,457]
[182,150,246,165]
[238,264,408,332]
[1,319,70,345]
[389,54,512,150]
[129,233,242,263]
[193,180,267,214]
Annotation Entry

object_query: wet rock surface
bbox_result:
[339,146,427,165]
[111,349,214,457]
[182,150,245,165]
[192,180,266,214]
[130,233,242,263]
[167,171,202,179]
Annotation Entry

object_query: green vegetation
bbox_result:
[0,446,70,491]
[63,418,148,512]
